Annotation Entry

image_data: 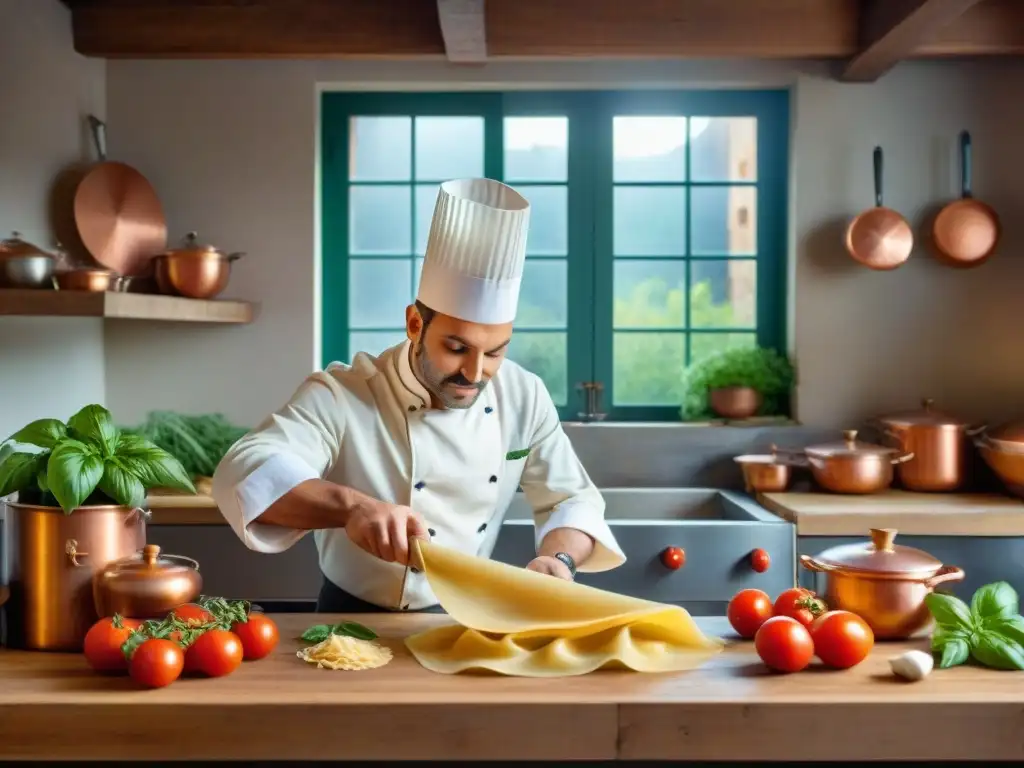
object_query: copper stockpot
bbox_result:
[709,386,762,420]
[52,267,128,292]
[155,231,244,299]
[5,503,147,651]
[734,454,791,493]
[773,429,913,494]
[974,421,1024,498]
[93,544,202,619]
[800,528,965,639]
[872,398,985,492]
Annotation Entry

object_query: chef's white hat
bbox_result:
[416,178,530,325]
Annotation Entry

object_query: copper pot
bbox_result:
[93,544,202,619]
[0,232,57,288]
[734,454,791,493]
[5,503,147,651]
[155,231,244,299]
[53,267,128,292]
[974,421,1024,498]
[800,528,965,639]
[709,386,762,420]
[774,429,913,494]
[871,398,985,492]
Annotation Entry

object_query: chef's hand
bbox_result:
[525,555,573,581]
[346,502,430,566]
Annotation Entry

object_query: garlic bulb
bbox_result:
[889,650,934,681]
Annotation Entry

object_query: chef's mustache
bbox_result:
[443,374,484,389]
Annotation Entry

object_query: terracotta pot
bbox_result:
[93,544,203,619]
[709,386,762,420]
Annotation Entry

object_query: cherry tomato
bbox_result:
[773,587,827,627]
[809,610,874,669]
[661,546,685,570]
[185,629,243,677]
[231,613,280,661]
[755,616,814,673]
[83,616,142,673]
[170,603,214,625]
[750,548,771,573]
[727,588,774,639]
[129,638,184,689]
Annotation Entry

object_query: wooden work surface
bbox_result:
[0,613,1021,761]
[145,491,223,525]
[758,489,1024,536]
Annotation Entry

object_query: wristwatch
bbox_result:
[553,552,577,579]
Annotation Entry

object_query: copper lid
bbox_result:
[0,231,54,259]
[878,398,971,428]
[103,544,200,581]
[805,429,899,458]
[166,231,225,258]
[813,528,941,577]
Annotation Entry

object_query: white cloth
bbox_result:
[416,178,530,325]
[211,341,625,611]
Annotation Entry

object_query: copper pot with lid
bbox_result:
[800,528,965,639]
[773,429,913,494]
[974,420,1024,498]
[871,398,985,492]
[154,231,245,299]
[93,544,203,619]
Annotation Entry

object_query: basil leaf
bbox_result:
[300,624,332,643]
[971,581,1019,623]
[0,451,46,498]
[36,465,49,493]
[334,621,378,641]
[47,439,104,514]
[931,624,970,649]
[6,419,67,450]
[98,458,145,508]
[67,405,119,457]
[924,591,974,630]
[970,629,1024,670]
[116,433,195,494]
[937,637,970,668]
[987,615,1024,646]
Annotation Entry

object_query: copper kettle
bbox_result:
[93,544,203,619]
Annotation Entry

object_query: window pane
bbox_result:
[691,186,757,256]
[349,330,408,360]
[613,186,685,256]
[414,183,441,255]
[349,117,411,181]
[415,116,484,180]
[613,332,685,406]
[613,260,685,329]
[505,117,567,182]
[349,259,412,328]
[508,332,567,406]
[523,185,567,256]
[690,117,757,182]
[690,260,757,328]
[613,117,686,182]
[518,259,567,328]
[350,186,411,254]
[689,332,757,365]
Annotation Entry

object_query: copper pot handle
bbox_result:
[965,423,987,437]
[925,565,966,589]
[891,451,915,465]
[126,506,152,524]
[770,444,810,467]
[65,539,88,567]
[225,251,245,263]
[799,554,835,573]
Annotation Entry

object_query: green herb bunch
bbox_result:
[926,581,1024,670]
[120,411,249,479]
[0,404,195,514]
[120,595,253,658]
[301,621,378,643]
[679,346,795,420]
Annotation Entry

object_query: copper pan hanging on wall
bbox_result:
[931,130,1001,269]
[73,115,168,278]
[844,146,913,271]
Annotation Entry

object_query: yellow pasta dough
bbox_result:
[404,539,724,677]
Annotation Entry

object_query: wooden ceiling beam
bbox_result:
[842,0,990,82]
[437,0,487,64]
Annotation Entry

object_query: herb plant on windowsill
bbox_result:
[679,346,796,422]
[0,404,195,513]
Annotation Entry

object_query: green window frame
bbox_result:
[321,89,789,422]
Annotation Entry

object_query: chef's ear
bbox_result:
[406,303,424,341]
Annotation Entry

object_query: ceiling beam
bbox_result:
[842,0,989,82]
[437,0,487,64]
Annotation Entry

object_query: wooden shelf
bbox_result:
[0,289,255,324]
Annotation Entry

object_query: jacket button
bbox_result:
[485,406,493,413]
[489,475,497,483]
[478,522,487,533]
[428,528,436,537]
[408,405,417,412]
[410,567,420,574]
[414,481,425,490]
[402,604,410,611]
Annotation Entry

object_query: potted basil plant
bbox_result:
[679,346,796,421]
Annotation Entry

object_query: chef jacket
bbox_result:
[211,339,626,610]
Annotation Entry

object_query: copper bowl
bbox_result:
[734,454,791,493]
[54,268,126,292]
[709,386,762,420]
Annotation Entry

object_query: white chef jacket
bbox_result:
[211,340,626,610]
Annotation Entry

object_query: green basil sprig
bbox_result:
[301,621,378,644]
[926,581,1024,671]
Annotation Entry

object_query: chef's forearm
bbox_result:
[255,479,376,530]
[538,526,595,565]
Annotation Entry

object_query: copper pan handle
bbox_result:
[225,252,245,263]
[770,444,810,467]
[891,451,915,465]
[125,507,152,525]
[87,115,107,161]
[965,423,987,437]
[925,565,965,589]
[65,539,88,567]
[799,554,837,573]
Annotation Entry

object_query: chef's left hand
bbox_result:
[525,555,573,581]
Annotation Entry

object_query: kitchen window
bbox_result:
[320,90,789,421]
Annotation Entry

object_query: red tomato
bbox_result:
[83,616,142,673]
[129,639,184,689]
[185,629,243,677]
[750,548,771,573]
[727,588,774,639]
[754,616,814,673]
[170,603,215,625]
[773,587,827,627]
[232,613,280,661]
[809,610,875,669]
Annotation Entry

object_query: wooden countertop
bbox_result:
[145,491,223,525]
[0,613,1021,761]
[758,489,1024,536]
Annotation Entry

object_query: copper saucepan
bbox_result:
[844,146,913,271]
[931,131,1001,269]
[773,429,913,494]
[154,231,245,299]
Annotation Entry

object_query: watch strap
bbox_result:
[553,552,577,578]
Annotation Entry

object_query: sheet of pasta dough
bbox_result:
[404,539,725,677]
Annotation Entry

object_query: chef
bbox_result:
[212,177,625,613]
